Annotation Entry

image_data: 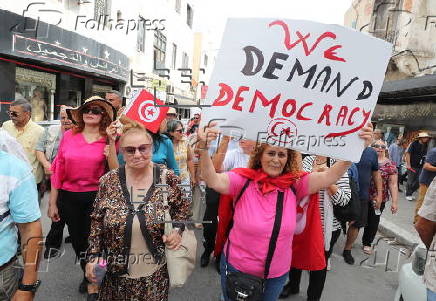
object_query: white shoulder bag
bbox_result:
[161,168,197,288]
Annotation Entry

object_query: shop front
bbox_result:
[375,75,436,147]
[0,9,129,123]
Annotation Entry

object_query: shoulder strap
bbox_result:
[234,179,250,206]
[263,191,284,279]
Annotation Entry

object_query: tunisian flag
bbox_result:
[123,89,169,133]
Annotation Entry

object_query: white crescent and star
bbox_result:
[138,100,160,122]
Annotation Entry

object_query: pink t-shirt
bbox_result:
[51,130,107,192]
[225,172,309,279]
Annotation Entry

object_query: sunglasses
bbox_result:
[372,144,386,149]
[193,116,199,120]
[122,144,152,155]
[175,129,184,133]
[7,111,20,117]
[82,106,104,115]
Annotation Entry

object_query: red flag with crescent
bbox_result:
[124,89,169,133]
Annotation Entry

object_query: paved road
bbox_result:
[35,194,409,301]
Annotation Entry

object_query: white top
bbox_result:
[222,147,250,172]
[418,177,436,292]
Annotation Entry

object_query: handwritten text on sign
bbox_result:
[200,19,392,162]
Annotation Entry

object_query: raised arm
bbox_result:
[308,122,373,195]
[211,135,231,172]
[198,124,230,194]
[308,161,352,195]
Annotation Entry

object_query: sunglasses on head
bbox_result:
[122,144,152,155]
[7,110,20,117]
[372,144,386,149]
[82,106,104,115]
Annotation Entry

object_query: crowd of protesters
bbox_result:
[0,94,435,301]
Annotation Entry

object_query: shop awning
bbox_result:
[173,94,199,106]
[379,74,436,104]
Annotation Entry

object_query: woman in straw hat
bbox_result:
[48,96,116,301]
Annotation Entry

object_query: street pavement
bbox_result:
[379,183,421,246]
[35,193,410,301]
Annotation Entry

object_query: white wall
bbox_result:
[2,0,197,96]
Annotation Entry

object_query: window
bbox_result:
[204,54,208,67]
[137,16,145,52]
[94,0,111,21]
[171,43,177,69]
[186,4,193,28]
[175,0,181,13]
[153,31,167,70]
[182,52,189,68]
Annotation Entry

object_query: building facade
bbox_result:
[344,0,436,145]
[0,0,200,123]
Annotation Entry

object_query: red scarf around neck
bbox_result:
[231,168,306,194]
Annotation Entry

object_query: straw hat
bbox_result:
[417,132,431,139]
[66,96,116,125]
[167,107,177,115]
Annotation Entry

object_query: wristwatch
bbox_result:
[18,279,41,294]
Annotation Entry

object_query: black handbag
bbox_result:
[225,190,284,301]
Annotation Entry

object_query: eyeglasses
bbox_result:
[175,129,184,133]
[6,111,20,117]
[372,144,386,149]
[82,106,104,115]
[122,144,153,155]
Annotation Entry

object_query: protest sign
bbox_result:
[200,18,392,162]
[123,89,169,133]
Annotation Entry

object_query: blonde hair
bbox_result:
[119,120,153,146]
[248,143,302,175]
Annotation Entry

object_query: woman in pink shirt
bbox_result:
[197,122,374,301]
[48,96,116,300]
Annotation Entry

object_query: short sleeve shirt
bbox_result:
[407,140,428,169]
[224,172,309,278]
[419,148,436,186]
[0,151,40,265]
[417,177,436,292]
[2,120,44,183]
[356,147,379,201]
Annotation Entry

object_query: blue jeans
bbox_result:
[428,288,436,301]
[220,255,287,301]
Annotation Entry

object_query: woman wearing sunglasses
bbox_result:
[48,96,116,301]
[197,121,374,301]
[362,139,399,255]
[85,122,190,301]
[166,119,196,185]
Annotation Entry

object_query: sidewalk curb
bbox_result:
[379,218,420,247]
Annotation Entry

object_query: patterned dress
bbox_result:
[173,138,190,185]
[369,159,397,202]
[88,165,190,301]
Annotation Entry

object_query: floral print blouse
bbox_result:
[87,165,190,276]
[369,159,397,202]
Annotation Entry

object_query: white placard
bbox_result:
[200,18,392,162]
